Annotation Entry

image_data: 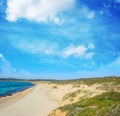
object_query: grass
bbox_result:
[96,82,120,92]
[63,90,81,101]
[1,76,120,86]
[71,76,120,86]
[48,76,120,86]
[59,92,120,116]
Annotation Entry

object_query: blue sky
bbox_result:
[0,0,120,79]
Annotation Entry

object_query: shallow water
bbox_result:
[0,81,34,97]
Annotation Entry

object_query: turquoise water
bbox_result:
[0,81,34,97]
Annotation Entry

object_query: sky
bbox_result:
[0,0,120,79]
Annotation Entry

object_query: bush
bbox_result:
[60,92,120,116]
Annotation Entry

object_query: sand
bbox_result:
[0,84,60,116]
[0,83,106,116]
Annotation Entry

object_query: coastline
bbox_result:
[0,81,35,97]
[0,83,61,116]
[0,77,119,116]
[0,82,105,116]
[0,85,36,109]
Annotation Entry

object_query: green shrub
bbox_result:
[60,92,120,116]
[63,90,81,101]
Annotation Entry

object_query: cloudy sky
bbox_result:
[0,0,120,79]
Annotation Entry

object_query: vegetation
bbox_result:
[63,90,81,101]
[1,76,120,116]
[70,76,120,86]
[60,92,120,116]
[0,76,120,85]
[47,76,120,86]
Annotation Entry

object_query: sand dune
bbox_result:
[0,82,109,116]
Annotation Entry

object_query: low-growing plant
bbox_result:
[63,90,81,101]
[60,92,120,116]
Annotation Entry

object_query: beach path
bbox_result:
[0,84,59,116]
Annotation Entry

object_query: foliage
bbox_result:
[63,90,81,101]
[60,92,120,116]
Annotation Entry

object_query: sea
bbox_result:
[0,81,34,97]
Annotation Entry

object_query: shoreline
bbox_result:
[0,85,36,109]
[0,83,60,116]
[0,85,35,97]
[0,81,35,97]
[0,77,119,116]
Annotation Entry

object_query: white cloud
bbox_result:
[85,52,95,59]
[88,43,95,49]
[103,3,111,8]
[0,0,3,6]
[6,0,74,24]
[98,57,120,74]
[106,57,120,69]
[0,53,33,78]
[78,6,95,19]
[62,44,87,58]
[87,11,95,19]
[77,56,120,78]
[18,70,33,77]
[61,43,95,59]
[11,39,57,55]
[0,53,4,59]
[10,39,95,59]
[0,53,16,74]
[115,0,120,3]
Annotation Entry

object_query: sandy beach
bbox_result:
[0,82,106,116]
[0,77,119,116]
[0,83,61,116]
